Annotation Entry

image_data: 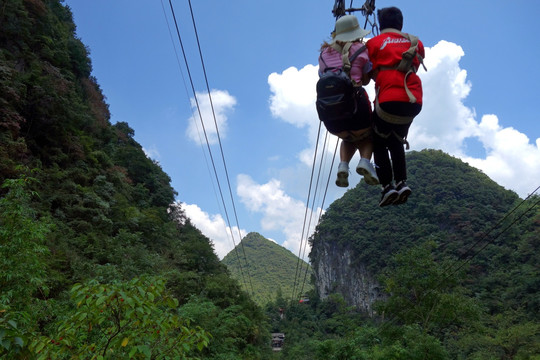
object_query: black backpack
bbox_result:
[316,43,366,125]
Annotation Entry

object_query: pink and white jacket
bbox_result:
[318,42,372,86]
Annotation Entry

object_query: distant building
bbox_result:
[271,333,285,351]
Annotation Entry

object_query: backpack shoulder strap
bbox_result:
[348,45,367,63]
[377,30,427,103]
[319,43,366,83]
[380,29,427,73]
[330,42,354,74]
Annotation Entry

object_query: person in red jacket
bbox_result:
[366,6,425,206]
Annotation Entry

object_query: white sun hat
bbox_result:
[332,15,371,42]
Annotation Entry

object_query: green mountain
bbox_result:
[310,149,539,319]
[222,232,313,305]
[268,149,540,359]
[0,1,271,358]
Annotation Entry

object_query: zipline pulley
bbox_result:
[332,0,379,36]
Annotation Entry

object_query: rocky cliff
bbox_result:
[312,236,384,316]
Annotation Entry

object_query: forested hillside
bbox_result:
[264,150,539,359]
[222,232,313,306]
[311,150,539,317]
[0,1,271,358]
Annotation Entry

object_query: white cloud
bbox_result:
[411,40,476,155]
[412,40,540,197]
[268,64,340,167]
[182,202,246,260]
[186,89,236,145]
[461,115,540,197]
[268,65,319,128]
[142,145,160,160]
[237,174,319,260]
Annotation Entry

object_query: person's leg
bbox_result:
[339,127,378,185]
[354,133,379,185]
[377,101,421,204]
[386,123,409,183]
[372,113,399,206]
[354,132,373,161]
[335,139,356,187]
[372,116,393,187]
[340,140,357,164]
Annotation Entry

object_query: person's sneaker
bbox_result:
[393,181,411,205]
[356,158,379,185]
[335,162,349,187]
[379,184,398,207]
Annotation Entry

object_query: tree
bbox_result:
[376,241,481,336]
[32,277,210,359]
[0,171,51,357]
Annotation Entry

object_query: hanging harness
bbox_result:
[374,28,427,125]
[373,29,427,149]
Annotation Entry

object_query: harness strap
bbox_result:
[375,100,414,125]
[342,128,372,143]
[320,42,367,86]
[331,42,353,73]
[373,123,410,150]
[374,87,414,125]
[377,28,427,103]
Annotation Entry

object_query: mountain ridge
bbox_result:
[222,232,313,305]
[310,149,538,318]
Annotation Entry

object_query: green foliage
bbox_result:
[0,1,273,358]
[0,311,31,358]
[376,241,481,335]
[0,171,51,358]
[32,277,210,359]
[302,150,539,359]
[0,170,50,305]
[222,232,313,306]
[180,297,271,359]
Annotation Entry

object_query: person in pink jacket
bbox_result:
[318,15,379,188]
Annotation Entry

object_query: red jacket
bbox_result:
[366,30,424,104]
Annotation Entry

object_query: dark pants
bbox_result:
[373,102,422,186]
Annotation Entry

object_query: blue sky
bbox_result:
[64,0,540,259]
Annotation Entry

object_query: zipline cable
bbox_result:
[296,130,333,299]
[291,121,326,303]
[166,0,254,295]
[299,137,339,299]
[442,184,540,276]
[159,0,228,236]
[185,0,255,296]
[441,186,540,280]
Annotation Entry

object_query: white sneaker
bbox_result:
[356,158,379,185]
[335,162,349,187]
